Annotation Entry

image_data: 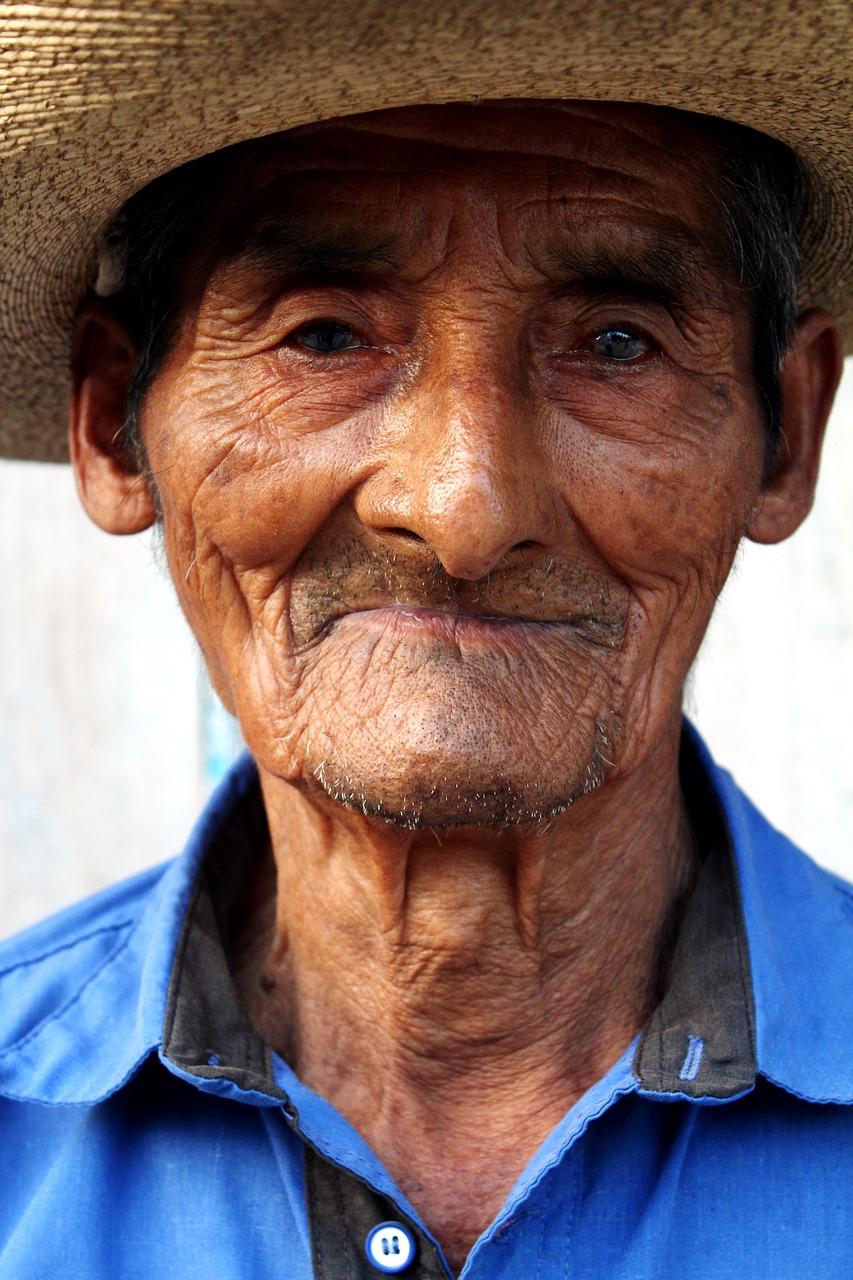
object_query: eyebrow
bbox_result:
[219,215,727,310]
[224,220,399,279]
[545,228,726,309]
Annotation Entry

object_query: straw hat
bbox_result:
[2,0,851,462]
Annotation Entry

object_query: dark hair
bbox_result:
[103,148,233,469]
[104,114,803,468]
[696,116,802,458]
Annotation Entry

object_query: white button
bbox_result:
[365,1221,416,1273]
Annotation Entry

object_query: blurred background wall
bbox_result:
[1,361,851,938]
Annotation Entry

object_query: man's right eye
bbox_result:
[290,321,363,353]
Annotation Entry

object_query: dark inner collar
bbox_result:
[162,768,285,1098]
[162,731,756,1103]
[633,735,756,1099]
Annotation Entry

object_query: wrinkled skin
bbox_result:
[71,102,841,1272]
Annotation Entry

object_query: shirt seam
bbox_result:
[0,919,135,979]
[496,1073,637,1212]
[0,1045,157,1106]
[0,923,139,1060]
[758,1069,853,1107]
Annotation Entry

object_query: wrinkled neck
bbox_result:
[234,724,697,1103]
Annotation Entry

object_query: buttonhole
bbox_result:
[679,1034,705,1082]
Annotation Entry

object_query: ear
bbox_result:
[747,309,843,545]
[70,296,158,534]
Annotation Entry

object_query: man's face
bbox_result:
[136,102,768,827]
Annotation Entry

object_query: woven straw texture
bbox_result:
[2,0,852,461]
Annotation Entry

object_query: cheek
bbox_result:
[549,384,765,598]
[543,386,766,755]
[139,358,379,715]
[145,359,360,564]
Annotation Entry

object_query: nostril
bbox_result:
[387,527,425,543]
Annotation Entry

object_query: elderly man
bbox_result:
[1,3,852,1277]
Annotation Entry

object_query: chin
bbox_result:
[307,732,612,831]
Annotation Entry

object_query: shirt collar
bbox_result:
[1,725,852,1107]
[693,724,853,1105]
[634,726,756,1101]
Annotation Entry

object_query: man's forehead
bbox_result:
[227,102,719,211]
[252,100,715,172]
[202,101,727,303]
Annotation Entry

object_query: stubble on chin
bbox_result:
[307,718,615,832]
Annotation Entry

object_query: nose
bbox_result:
[356,347,561,581]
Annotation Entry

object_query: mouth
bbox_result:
[321,603,616,650]
[288,538,629,652]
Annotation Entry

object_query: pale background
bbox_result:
[1,362,851,938]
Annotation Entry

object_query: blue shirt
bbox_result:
[2,725,853,1278]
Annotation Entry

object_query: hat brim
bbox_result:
[2,0,851,461]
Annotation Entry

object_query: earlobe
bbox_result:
[747,309,843,546]
[70,296,158,535]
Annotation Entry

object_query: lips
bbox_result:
[328,603,564,648]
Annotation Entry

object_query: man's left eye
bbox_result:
[290,321,363,353]
[584,328,653,361]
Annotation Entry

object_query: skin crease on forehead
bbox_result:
[70,101,841,1273]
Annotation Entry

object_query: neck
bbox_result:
[233,720,697,1272]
